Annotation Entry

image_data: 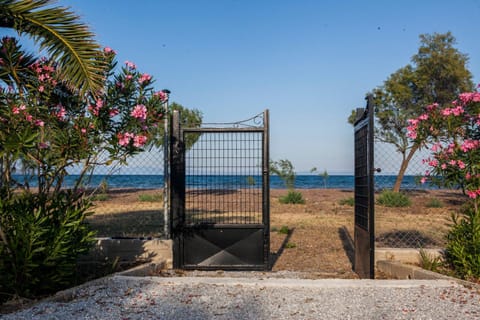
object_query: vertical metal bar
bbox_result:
[263,109,270,270]
[170,110,185,269]
[366,94,376,279]
[163,92,170,239]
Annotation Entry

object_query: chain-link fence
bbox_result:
[373,125,462,248]
[85,147,166,239]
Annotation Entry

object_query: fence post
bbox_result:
[169,110,184,268]
[262,109,270,268]
[162,89,170,239]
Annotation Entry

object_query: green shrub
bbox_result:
[279,190,305,204]
[284,242,296,249]
[278,225,290,235]
[138,193,163,202]
[93,193,109,201]
[339,197,354,206]
[426,198,443,208]
[445,205,480,279]
[376,190,411,207]
[0,190,95,301]
[419,248,443,272]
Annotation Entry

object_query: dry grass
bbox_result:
[87,188,466,276]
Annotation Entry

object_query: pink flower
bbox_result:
[39,142,49,149]
[418,113,428,121]
[452,106,464,116]
[88,104,99,116]
[459,92,480,104]
[441,108,452,116]
[125,74,133,81]
[125,61,137,69]
[154,91,167,101]
[461,140,480,153]
[466,191,478,199]
[441,163,447,170]
[133,134,147,147]
[428,159,438,167]
[104,47,116,54]
[34,119,45,127]
[457,160,466,169]
[118,132,135,146]
[407,129,417,139]
[131,104,147,120]
[81,128,87,134]
[431,143,441,152]
[12,106,20,114]
[426,103,438,112]
[56,106,66,120]
[109,108,119,117]
[138,73,152,84]
[420,177,428,184]
[38,85,45,92]
[407,119,419,126]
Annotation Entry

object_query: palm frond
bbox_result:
[0,0,108,95]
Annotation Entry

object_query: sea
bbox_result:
[13,174,432,190]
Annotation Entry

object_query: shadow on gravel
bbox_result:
[269,227,295,269]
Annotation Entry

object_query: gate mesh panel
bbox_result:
[354,122,369,230]
[184,131,263,225]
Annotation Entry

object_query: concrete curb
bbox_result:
[79,238,172,267]
[377,260,480,290]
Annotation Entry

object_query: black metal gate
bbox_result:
[170,110,270,270]
[353,95,375,279]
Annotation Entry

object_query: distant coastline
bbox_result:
[12,174,437,190]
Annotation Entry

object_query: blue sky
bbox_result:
[11,0,480,173]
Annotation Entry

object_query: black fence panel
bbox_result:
[353,95,375,279]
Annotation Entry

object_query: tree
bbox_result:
[371,32,473,192]
[270,159,305,204]
[409,90,480,278]
[0,39,202,299]
[270,159,295,190]
[169,102,202,149]
[0,0,107,95]
[310,167,329,188]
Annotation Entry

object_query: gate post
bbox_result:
[262,109,270,268]
[170,110,185,269]
[353,95,375,279]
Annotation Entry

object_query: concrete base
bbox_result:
[79,238,172,268]
[375,248,443,265]
[377,260,448,280]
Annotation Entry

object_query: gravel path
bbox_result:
[3,275,480,320]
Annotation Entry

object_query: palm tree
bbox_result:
[0,0,107,95]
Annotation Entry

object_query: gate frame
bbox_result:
[169,110,270,271]
[353,95,375,279]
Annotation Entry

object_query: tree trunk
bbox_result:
[392,144,420,192]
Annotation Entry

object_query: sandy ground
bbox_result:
[88,188,465,278]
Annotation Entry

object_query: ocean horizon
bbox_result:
[12,174,434,190]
